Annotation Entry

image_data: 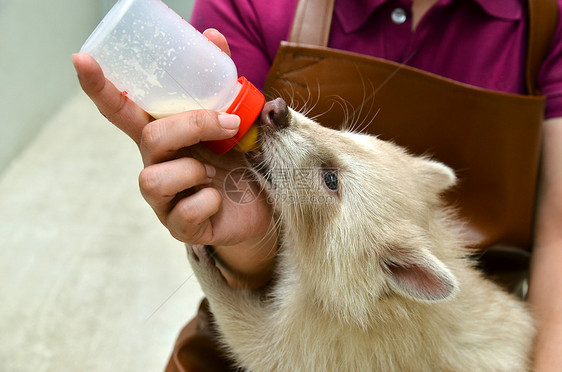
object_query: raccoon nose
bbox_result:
[259,98,289,131]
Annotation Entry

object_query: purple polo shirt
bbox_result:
[191,0,562,118]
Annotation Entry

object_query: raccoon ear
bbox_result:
[419,159,456,194]
[387,250,458,302]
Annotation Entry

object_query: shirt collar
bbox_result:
[471,0,523,21]
[334,0,524,34]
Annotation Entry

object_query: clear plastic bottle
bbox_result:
[80,0,264,154]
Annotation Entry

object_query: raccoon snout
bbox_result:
[259,98,289,131]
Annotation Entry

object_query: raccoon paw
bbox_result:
[187,244,229,291]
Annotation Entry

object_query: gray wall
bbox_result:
[0,0,195,174]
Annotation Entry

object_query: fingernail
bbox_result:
[205,164,216,178]
[218,114,240,130]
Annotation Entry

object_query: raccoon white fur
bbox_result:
[188,99,534,371]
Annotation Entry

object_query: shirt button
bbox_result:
[391,8,407,24]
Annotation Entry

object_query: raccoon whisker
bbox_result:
[350,105,381,135]
[304,80,323,118]
[352,79,380,134]
[324,95,352,130]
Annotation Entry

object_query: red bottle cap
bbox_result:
[203,77,265,155]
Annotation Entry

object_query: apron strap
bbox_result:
[288,0,559,96]
[288,0,335,46]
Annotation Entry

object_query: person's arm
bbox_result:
[528,117,562,371]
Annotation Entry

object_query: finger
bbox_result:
[166,187,222,244]
[72,52,151,144]
[203,28,231,57]
[138,157,216,219]
[140,111,240,166]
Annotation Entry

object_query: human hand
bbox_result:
[73,29,276,289]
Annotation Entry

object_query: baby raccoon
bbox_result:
[188,99,534,372]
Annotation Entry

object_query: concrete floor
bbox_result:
[0,91,204,371]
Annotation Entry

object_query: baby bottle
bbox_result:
[80,0,264,154]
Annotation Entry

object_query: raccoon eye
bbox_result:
[323,171,338,191]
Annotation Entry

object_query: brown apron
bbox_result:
[165,1,558,370]
[266,0,557,253]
